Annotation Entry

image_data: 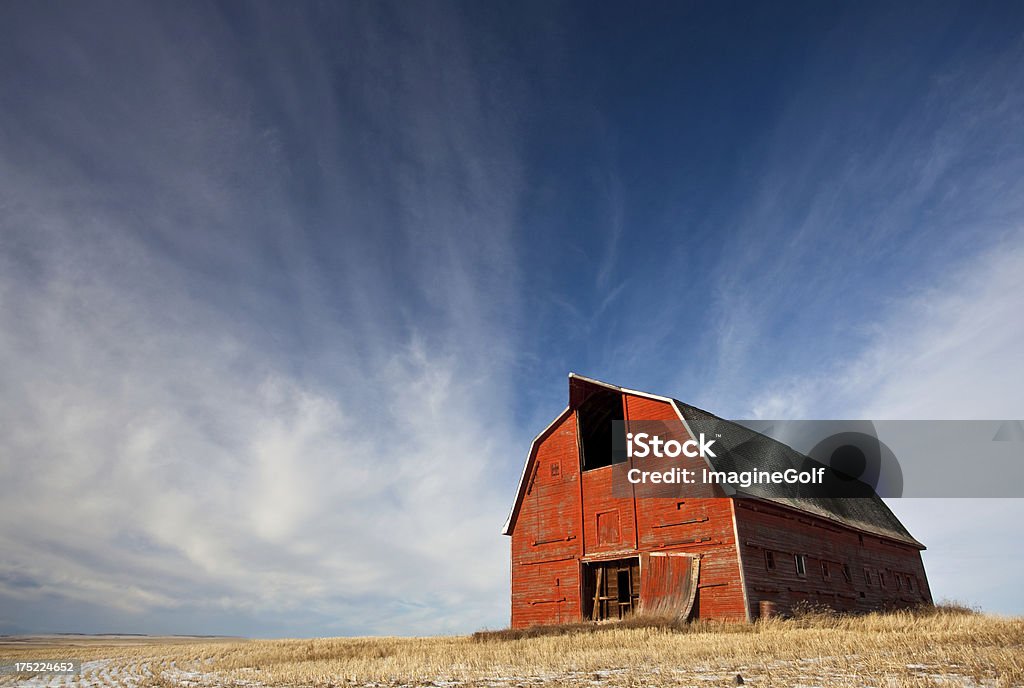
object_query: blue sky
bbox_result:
[1,1,1023,637]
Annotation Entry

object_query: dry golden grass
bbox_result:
[1,608,1021,688]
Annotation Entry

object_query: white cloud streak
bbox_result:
[737,233,1024,614]
[0,3,526,636]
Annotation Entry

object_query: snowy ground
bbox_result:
[0,659,1004,688]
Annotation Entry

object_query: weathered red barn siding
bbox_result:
[623,393,749,620]
[507,375,931,628]
[734,499,931,616]
[510,410,583,628]
[512,391,753,625]
[580,465,637,557]
[638,552,699,615]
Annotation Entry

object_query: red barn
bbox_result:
[502,374,932,627]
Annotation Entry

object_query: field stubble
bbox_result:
[1,606,1021,688]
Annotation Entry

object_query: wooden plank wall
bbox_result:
[510,387,930,627]
[624,394,749,621]
[510,411,583,628]
[734,499,933,616]
[511,392,752,626]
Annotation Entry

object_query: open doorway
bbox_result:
[582,558,640,621]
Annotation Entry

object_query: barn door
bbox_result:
[638,552,699,621]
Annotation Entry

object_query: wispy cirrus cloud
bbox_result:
[2,1,1024,636]
[680,16,1024,419]
[0,2,528,636]
[632,9,1024,613]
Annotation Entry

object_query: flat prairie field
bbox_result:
[1,609,1022,688]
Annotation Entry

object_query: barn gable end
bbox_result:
[509,408,582,626]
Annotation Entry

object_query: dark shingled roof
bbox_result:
[673,400,923,548]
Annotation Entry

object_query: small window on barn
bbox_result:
[795,554,807,577]
[765,550,775,571]
[821,562,831,580]
[578,389,624,471]
[895,574,902,590]
[551,462,560,477]
[864,568,872,587]
[907,576,915,592]
[842,564,852,583]
[879,572,886,589]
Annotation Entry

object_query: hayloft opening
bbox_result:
[578,389,623,471]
